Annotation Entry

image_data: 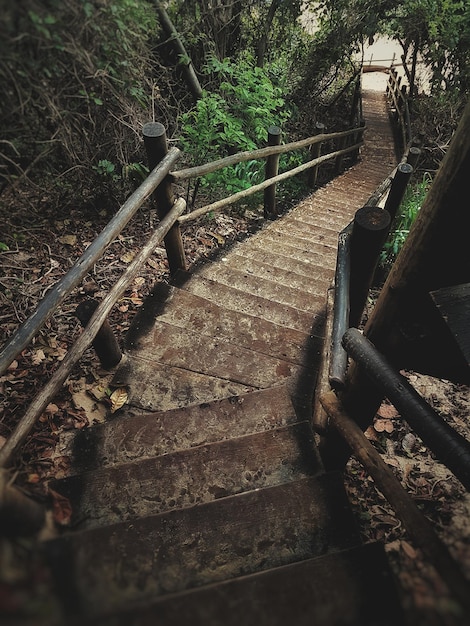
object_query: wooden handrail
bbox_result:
[0,147,181,377]
[178,140,364,224]
[0,198,187,468]
[170,127,362,181]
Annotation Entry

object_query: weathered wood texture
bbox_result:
[44,87,401,624]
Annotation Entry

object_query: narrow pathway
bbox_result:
[44,86,401,625]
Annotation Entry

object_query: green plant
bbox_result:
[179,54,290,195]
[380,172,432,270]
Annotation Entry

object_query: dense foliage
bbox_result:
[0,0,468,211]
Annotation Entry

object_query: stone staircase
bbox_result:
[43,88,403,624]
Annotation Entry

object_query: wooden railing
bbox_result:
[386,67,412,151]
[0,115,366,478]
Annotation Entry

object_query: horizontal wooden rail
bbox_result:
[170,127,363,181]
[0,198,187,468]
[0,147,181,377]
[320,390,470,616]
[178,140,364,224]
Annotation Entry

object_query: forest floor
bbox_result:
[1,157,469,624]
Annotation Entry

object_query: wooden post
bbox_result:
[143,122,187,275]
[320,390,470,617]
[321,98,470,470]
[383,162,413,221]
[264,125,281,219]
[308,122,325,188]
[335,134,348,173]
[329,225,352,390]
[352,118,365,162]
[406,146,421,169]
[0,470,45,536]
[349,206,391,328]
[75,299,122,369]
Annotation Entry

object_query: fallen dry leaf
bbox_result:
[31,349,46,365]
[374,418,394,433]
[58,234,77,246]
[377,403,400,419]
[49,488,73,526]
[109,387,128,413]
[120,251,136,263]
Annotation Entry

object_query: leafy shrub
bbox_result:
[179,54,290,195]
[380,173,432,271]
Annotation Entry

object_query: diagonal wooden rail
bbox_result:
[39,85,406,625]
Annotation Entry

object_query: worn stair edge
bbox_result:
[240,238,337,271]
[174,271,325,334]
[124,282,316,366]
[50,421,322,531]
[44,473,361,618]
[268,221,338,247]
[192,264,327,313]
[125,319,319,392]
[61,386,299,476]
[250,228,336,258]
[90,542,404,626]
[220,251,335,288]
[112,354,255,412]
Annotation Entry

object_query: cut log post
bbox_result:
[308,122,325,187]
[320,390,470,618]
[264,125,282,219]
[143,122,187,275]
[383,162,413,221]
[335,134,348,173]
[406,146,421,169]
[312,286,335,436]
[75,299,122,369]
[349,206,391,328]
[321,98,470,471]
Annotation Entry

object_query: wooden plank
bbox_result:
[269,221,338,247]
[62,386,299,475]
[93,543,404,626]
[177,273,322,333]
[193,264,327,312]
[248,230,335,265]
[220,252,335,287]
[430,282,470,366]
[125,283,314,366]
[240,238,336,271]
[112,355,254,412]
[50,422,322,530]
[133,320,314,389]
[45,474,361,618]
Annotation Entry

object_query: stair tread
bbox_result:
[193,264,327,311]
[62,386,298,476]
[219,251,335,287]
[240,238,337,271]
[125,282,314,366]
[50,421,322,530]
[91,542,403,626]
[112,355,254,412]
[45,474,361,618]
[174,271,324,333]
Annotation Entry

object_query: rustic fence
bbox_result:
[0,107,365,491]
[386,67,412,152]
